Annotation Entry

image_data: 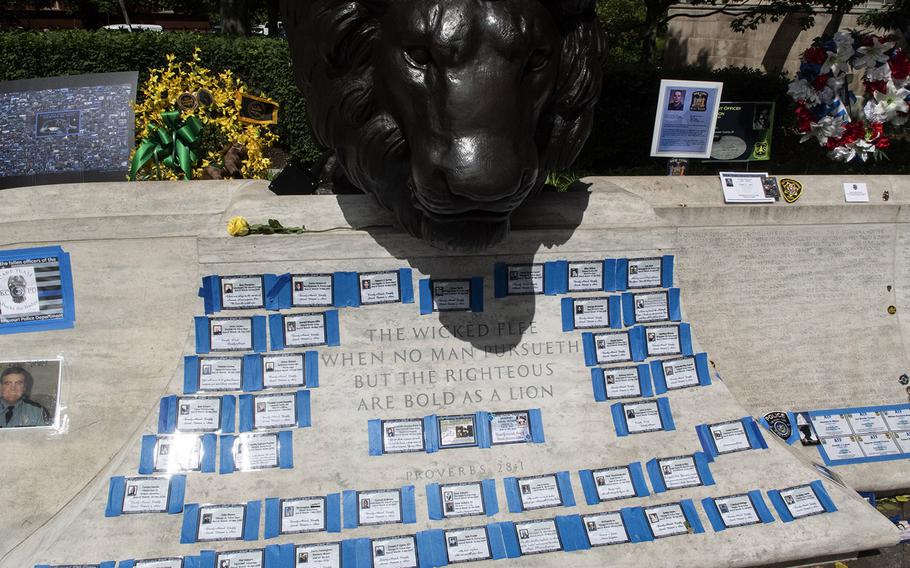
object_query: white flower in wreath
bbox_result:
[787,79,820,104]
[833,31,854,50]
[864,99,888,123]
[854,38,895,69]
[873,84,910,121]
[822,44,855,76]
[828,144,856,162]
[865,62,893,82]
[801,115,846,144]
[818,85,837,105]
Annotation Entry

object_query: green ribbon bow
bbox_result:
[129,110,203,180]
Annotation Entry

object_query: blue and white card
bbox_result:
[0,246,75,334]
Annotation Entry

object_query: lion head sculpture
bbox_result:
[281,0,606,250]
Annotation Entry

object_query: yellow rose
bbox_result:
[227,216,250,237]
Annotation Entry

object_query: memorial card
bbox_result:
[820,436,865,460]
[883,408,910,431]
[359,271,402,305]
[567,260,603,292]
[591,466,637,501]
[657,456,702,490]
[810,414,852,438]
[660,357,700,390]
[253,393,297,430]
[196,504,247,542]
[444,526,492,563]
[627,258,663,289]
[261,354,305,389]
[198,357,243,391]
[382,419,426,454]
[295,542,341,568]
[358,489,403,525]
[234,432,280,471]
[582,512,630,546]
[644,325,681,356]
[120,476,170,514]
[292,274,334,307]
[602,366,643,399]
[220,275,265,310]
[843,182,869,203]
[134,559,183,568]
[215,549,264,568]
[284,313,327,348]
[856,433,901,457]
[210,317,253,352]
[515,519,563,555]
[175,396,222,433]
[506,264,544,295]
[0,358,61,429]
[489,411,532,445]
[779,484,825,519]
[154,435,202,473]
[622,399,664,434]
[708,420,752,454]
[632,291,670,323]
[719,172,774,203]
[593,332,632,364]
[644,503,690,538]
[845,411,889,434]
[438,414,477,449]
[280,496,326,534]
[651,79,723,159]
[371,535,418,568]
[714,494,760,528]
[894,431,910,453]
[439,482,486,518]
[431,280,471,312]
[516,474,563,510]
[573,297,612,330]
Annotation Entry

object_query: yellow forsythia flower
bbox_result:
[227,216,250,237]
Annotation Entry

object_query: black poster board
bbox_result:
[706,101,774,162]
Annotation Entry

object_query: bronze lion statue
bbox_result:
[281,0,606,250]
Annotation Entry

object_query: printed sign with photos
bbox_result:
[0,358,61,429]
[651,79,723,158]
[0,247,75,333]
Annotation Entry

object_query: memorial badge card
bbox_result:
[291,273,335,307]
[514,518,563,555]
[444,525,493,563]
[582,511,631,547]
[0,246,75,333]
[371,535,418,568]
[651,79,723,158]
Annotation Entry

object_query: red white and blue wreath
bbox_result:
[788,30,909,162]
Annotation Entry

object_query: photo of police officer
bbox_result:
[1,364,53,428]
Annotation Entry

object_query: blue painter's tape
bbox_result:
[556,514,588,552]
[749,489,776,524]
[194,317,211,354]
[695,353,711,386]
[242,354,261,392]
[424,415,439,454]
[264,273,286,311]
[219,435,236,474]
[694,452,715,486]
[639,364,654,397]
[184,356,200,394]
[610,402,629,437]
[679,323,693,356]
[158,395,177,434]
[416,529,446,568]
[118,561,136,568]
[201,434,217,473]
[180,503,200,543]
[305,351,319,388]
[609,296,623,329]
[629,326,647,361]
[498,522,522,558]
[342,490,358,529]
[327,493,342,533]
[418,279,433,315]
[504,477,522,513]
[105,476,126,517]
[493,263,508,298]
[668,288,681,321]
[487,523,509,560]
[297,390,311,428]
[591,369,606,402]
[348,538,373,568]
[582,333,597,366]
[622,507,653,542]
[811,480,838,512]
[529,409,545,443]
[334,272,360,307]
[268,314,286,351]
[744,417,767,449]
[238,395,254,433]
[251,315,267,353]
[657,397,675,431]
[402,485,417,524]
[560,298,574,332]
[368,419,383,456]
[614,258,629,291]
[767,490,793,522]
[199,551,216,568]
[621,292,634,326]
[169,475,186,514]
[661,255,674,288]
[399,268,415,304]
[603,259,618,291]
[264,544,282,568]
[481,479,499,516]
[222,395,236,433]
[264,497,280,539]
[544,260,568,296]
[578,470,598,505]
[470,277,484,312]
[325,310,341,346]
[200,276,219,314]
[680,499,705,534]
[426,483,443,520]
[701,497,725,532]
[278,431,294,469]
[645,459,667,493]
[244,500,262,541]
[629,462,650,496]
[556,471,576,507]
[276,544,293,568]
[651,361,668,395]
[476,411,492,449]
[696,424,717,460]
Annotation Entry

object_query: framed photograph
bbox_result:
[651,79,723,158]
[0,358,61,429]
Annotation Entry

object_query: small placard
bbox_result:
[294,542,341,568]
[438,414,477,449]
[658,456,702,490]
[216,549,264,568]
[845,411,889,434]
[582,511,630,547]
[779,484,825,519]
[567,260,603,292]
[210,317,253,352]
[121,476,170,514]
[573,297,612,329]
[623,399,664,434]
[358,489,403,525]
[660,357,699,390]
[820,436,865,460]
[602,366,643,399]
[220,275,265,310]
[719,172,774,203]
[632,291,670,323]
[714,493,760,528]
[593,332,632,364]
[292,274,334,307]
[134,559,183,568]
[432,280,471,312]
[359,271,402,305]
[644,325,681,356]
[197,504,247,542]
[154,435,203,473]
[198,356,243,391]
[371,535,418,568]
[591,466,637,501]
[883,408,910,431]
[234,432,280,471]
[440,482,486,518]
[707,420,751,454]
[444,525,493,563]
[644,503,690,538]
[175,396,222,433]
[262,353,306,389]
[280,496,326,534]
[516,474,563,510]
[810,414,852,437]
[382,419,426,454]
[253,393,297,430]
[515,518,563,555]
[489,411,531,445]
[284,313,327,348]
[844,182,869,203]
[857,433,901,457]
[506,264,544,295]
[627,257,663,289]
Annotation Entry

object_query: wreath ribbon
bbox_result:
[129,111,203,180]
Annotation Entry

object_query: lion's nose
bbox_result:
[436,135,529,203]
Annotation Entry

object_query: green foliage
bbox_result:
[0,30,321,165]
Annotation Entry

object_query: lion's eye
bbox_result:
[527,49,551,72]
[403,46,432,68]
